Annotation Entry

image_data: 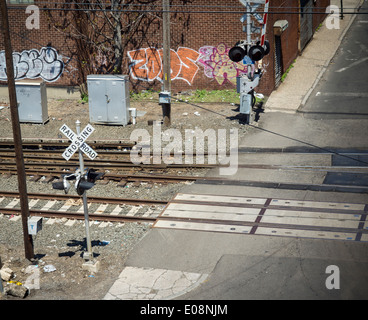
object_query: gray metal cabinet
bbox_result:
[87,75,130,126]
[15,79,48,124]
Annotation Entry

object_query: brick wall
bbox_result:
[0,0,329,97]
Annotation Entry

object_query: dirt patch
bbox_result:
[0,97,251,141]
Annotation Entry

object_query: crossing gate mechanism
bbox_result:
[229,0,270,123]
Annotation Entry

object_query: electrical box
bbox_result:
[159,91,171,104]
[28,216,43,235]
[236,74,260,94]
[87,75,130,126]
[15,80,48,124]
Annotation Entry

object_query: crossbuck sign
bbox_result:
[59,123,98,161]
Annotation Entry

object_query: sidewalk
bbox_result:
[264,0,363,113]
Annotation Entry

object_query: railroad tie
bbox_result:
[94,204,109,215]
[110,205,123,216]
[5,198,19,209]
[28,199,39,209]
[126,206,140,216]
[41,200,57,211]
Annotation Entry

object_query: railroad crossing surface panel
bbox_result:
[154,193,368,242]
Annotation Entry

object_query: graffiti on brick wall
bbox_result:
[197,43,248,86]
[128,43,255,86]
[0,47,64,82]
[128,47,201,85]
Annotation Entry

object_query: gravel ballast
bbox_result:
[0,97,252,299]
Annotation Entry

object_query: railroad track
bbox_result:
[0,139,136,150]
[0,191,167,225]
[0,140,214,184]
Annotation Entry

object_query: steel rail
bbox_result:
[0,191,169,206]
[1,207,157,223]
[0,160,215,169]
[0,167,202,183]
[0,140,136,150]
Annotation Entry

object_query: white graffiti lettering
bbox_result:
[0,47,64,82]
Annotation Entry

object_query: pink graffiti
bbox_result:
[198,43,248,86]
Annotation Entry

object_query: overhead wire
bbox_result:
[5,2,367,15]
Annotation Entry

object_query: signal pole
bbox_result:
[162,0,171,126]
[0,0,34,260]
[75,120,93,261]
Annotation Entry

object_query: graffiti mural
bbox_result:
[128,44,256,86]
[198,43,248,86]
[0,47,64,82]
[128,47,200,85]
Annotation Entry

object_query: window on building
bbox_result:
[8,0,34,4]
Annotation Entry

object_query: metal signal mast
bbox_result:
[229,0,270,123]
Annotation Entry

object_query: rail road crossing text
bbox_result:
[59,123,98,161]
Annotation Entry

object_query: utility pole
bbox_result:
[0,0,34,260]
[162,0,171,126]
[340,0,344,20]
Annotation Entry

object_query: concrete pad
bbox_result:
[82,260,100,273]
[103,266,208,300]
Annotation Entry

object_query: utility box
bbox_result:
[28,216,43,235]
[87,75,130,126]
[159,91,171,104]
[15,80,48,124]
[236,74,260,94]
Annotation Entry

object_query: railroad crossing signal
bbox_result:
[55,121,101,262]
[59,123,98,161]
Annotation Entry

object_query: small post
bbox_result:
[162,0,171,126]
[0,0,34,260]
[76,120,93,261]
